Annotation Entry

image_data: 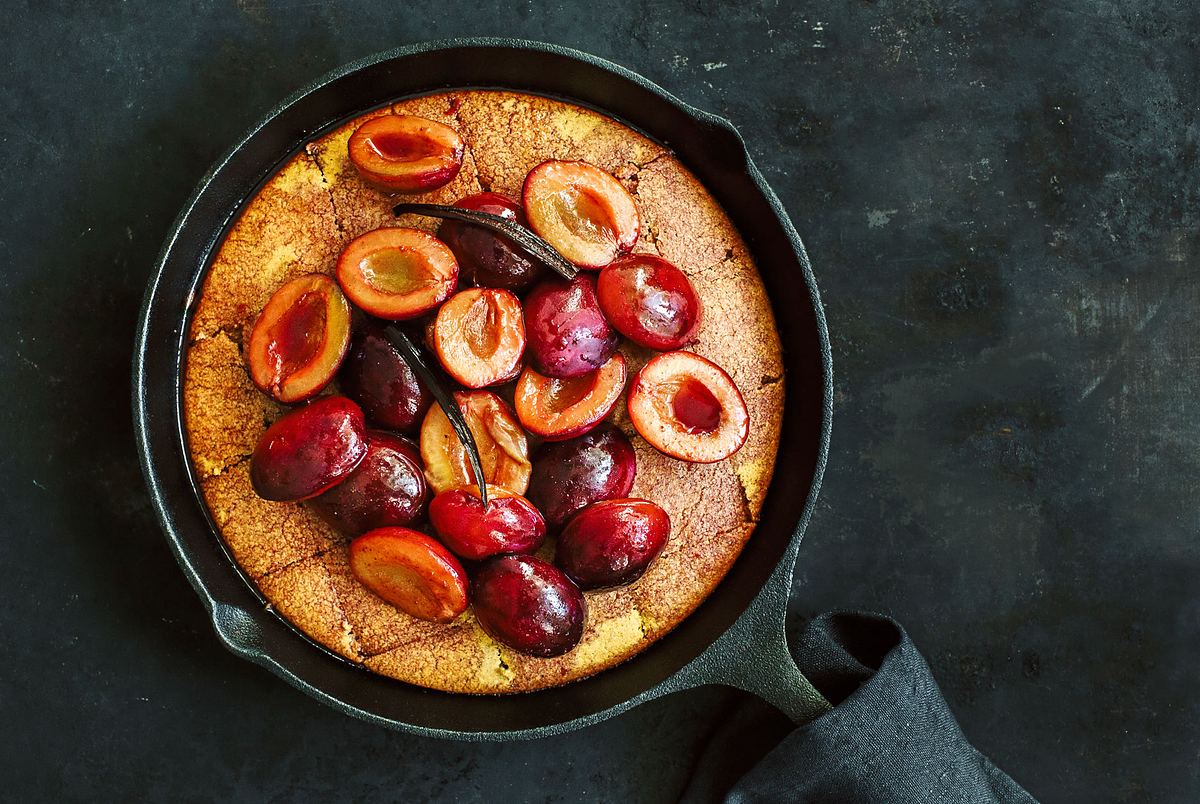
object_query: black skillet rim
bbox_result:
[132,38,833,740]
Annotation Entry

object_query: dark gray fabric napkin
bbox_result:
[680,612,1038,803]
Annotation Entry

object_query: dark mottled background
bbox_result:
[2,1,1197,801]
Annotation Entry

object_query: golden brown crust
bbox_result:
[183,90,784,694]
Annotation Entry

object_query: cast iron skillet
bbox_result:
[133,39,833,740]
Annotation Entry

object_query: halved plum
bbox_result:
[523,160,639,269]
[597,255,702,350]
[527,424,638,528]
[555,498,670,589]
[471,554,585,658]
[347,114,465,193]
[245,274,352,403]
[430,288,525,388]
[437,192,545,291]
[428,485,546,561]
[309,431,429,536]
[523,274,620,378]
[419,390,532,495]
[349,527,468,623]
[627,351,749,463]
[250,395,367,502]
[338,322,433,434]
[336,227,458,320]
[514,353,626,441]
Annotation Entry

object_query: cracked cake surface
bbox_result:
[183,89,784,693]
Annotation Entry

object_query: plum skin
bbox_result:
[428,487,546,561]
[308,431,429,537]
[555,499,670,590]
[471,555,586,658]
[437,192,545,291]
[522,274,620,379]
[597,255,701,350]
[527,424,637,528]
[250,395,368,502]
[338,322,433,434]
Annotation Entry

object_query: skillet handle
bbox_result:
[677,553,832,725]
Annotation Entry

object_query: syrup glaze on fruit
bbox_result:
[597,255,701,351]
[349,527,469,623]
[523,274,620,378]
[471,554,586,658]
[245,274,352,403]
[249,395,368,502]
[429,485,546,561]
[527,423,637,528]
[336,227,459,320]
[309,431,429,536]
[430,288,526,388]
[185,90,784,695]
[347,114,465,193]
[556,498,670,589]
[523,160,639,269]
[514,353,626,441]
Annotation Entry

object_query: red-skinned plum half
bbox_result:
[527,423,637,528]
[338,322,434,434]
[555,498,670,589]
[428,485,546,561]
[349,527,469,622]
[523,160,639,269]
[245,274,352,404]
[597,255,701,350]
[523,273,619,379]
[437,192,546,291]
[250,395,368,502]
[471,554,585,657]
[513,353,626,441]
[430,288,526,389]
[336,227,458,320]
[309,431,429,536]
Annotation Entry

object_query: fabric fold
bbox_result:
[681,612,1037,803]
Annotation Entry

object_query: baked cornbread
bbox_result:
[183,90,784,693]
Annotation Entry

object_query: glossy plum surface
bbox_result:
[627,351,749,463]
[349,527,469,623]
[471,555,585,657]
[523,274,620,378]
[514,353,626,442]
[338,322,433,434]
[336,227,459,320]
[428,485,546,560]
[309,431,429,536]
[527,423,638,528]
[419,390,532,495]
[437,193,545,291]
[597,255,701,350]
[522,160,639,269]
[250,395,367,502]
[347,114,465,193]
[245,274,352,403]
[555,498,670,589]
[430,288,526,388]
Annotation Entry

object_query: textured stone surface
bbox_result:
[1,1,1196,801]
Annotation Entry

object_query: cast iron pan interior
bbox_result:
[133,39,832,740]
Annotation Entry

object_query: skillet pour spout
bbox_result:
[133,38,832,740]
